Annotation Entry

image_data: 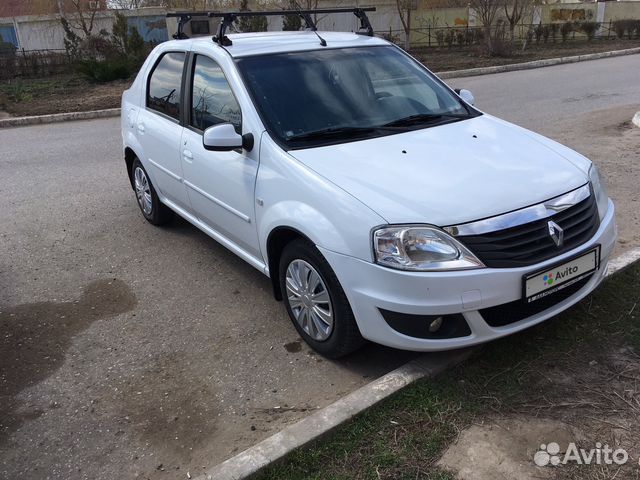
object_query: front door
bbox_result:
[181,54,261,259]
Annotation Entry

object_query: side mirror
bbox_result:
[455,88,475,106]
[203,123,252,151]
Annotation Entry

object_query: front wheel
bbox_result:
[279,239,365,358]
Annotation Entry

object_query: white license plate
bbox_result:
[524,246,600,303]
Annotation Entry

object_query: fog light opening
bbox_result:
[428,316,443,333]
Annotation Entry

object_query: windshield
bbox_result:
[236,46,477,149]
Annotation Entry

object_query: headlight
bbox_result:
[373,225,485,271]
[589,164,608,221]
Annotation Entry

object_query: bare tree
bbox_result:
[469,0,501,51]
[61,0,103,36]
[395,0,413,50]
[503,0,535,43]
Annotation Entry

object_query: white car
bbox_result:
[121,10,616,358]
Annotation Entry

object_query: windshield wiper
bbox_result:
[287,125,403,142]
[382,113,469,128]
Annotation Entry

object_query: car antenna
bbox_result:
[298,11,326,46]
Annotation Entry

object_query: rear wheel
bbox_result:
[131,158,172,225]
[279,239,365,358]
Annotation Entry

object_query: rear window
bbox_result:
[147,52,185,121]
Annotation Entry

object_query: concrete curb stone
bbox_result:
[0,108,121,129]
[197,350,473,480]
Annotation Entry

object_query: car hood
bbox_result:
[288,115,589,226]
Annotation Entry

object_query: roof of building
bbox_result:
[183,30,388,58]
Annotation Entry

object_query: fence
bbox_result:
[376,20,640,49]
[0,48,72,79]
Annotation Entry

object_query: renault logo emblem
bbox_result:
[548,220,564,247]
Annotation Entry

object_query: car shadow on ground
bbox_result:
[161,215,420,376]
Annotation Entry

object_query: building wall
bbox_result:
[0,8,168,51]
[603,1,640,22]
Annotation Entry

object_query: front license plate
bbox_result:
[524,246,600,303]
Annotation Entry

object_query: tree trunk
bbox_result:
[404,8,411,51]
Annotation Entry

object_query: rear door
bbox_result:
[136,51,191,212]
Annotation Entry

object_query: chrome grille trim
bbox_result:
[444,183,591,237]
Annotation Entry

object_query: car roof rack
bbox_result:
[167,7,376,46]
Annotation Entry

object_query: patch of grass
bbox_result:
[258,263,640,479]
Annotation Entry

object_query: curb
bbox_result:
[606,246,640,276]
[199,246,640,480]
[0,108,120,129]
[436,47,640,79]
[198,349,473,480]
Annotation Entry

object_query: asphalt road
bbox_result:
[1,54,639,480]
[451,53,640,132]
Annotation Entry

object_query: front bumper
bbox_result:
[320,199,617,351]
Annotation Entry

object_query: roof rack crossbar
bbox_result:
[166,7,376,44]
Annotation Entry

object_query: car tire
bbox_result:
[279,238,365,358]
[131,158,172,225]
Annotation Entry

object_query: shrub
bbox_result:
[612,19,637,39]
[71,13,149,83]
[445,29,455,48]
[465,29,475,45]
[534,23,543,44]
[560,21,573,42]
[488,34,513,57]
[76,58,132,82]
[525,28,534,47]
[579,21,599,41]
[235,0,267,32]
[282,0,302,31]
[550,23,559,43]
[455,29,465,46]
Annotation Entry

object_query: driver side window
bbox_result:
[190,55,242,133]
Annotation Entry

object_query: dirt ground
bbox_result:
[0,75,129,117]
[439,340,640,480]
[540,104,640,256]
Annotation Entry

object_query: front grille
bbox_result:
[479,275,592,327]
[456,192,600,268]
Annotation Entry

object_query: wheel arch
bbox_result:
[124,146,137,189]
[266,226,314,301]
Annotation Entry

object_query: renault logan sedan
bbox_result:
[121,29,616,358]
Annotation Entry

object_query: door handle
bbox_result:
[137,123,145,134]
[183,149,193,161]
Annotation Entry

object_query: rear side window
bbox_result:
[190,55,241,132]
[147,52,185,121]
